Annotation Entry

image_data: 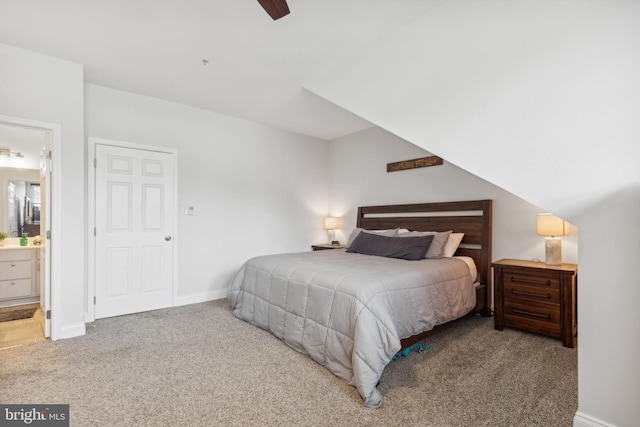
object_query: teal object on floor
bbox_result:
[391,342,430,361]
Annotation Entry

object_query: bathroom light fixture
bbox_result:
[0,148,24,158]
[536,213,569,265]
[324,217,340,245]
[0,148,25,167]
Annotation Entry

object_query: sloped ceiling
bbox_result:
[0,0,446,140]
[306,0,640,219]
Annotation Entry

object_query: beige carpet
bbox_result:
[0,300,577,426]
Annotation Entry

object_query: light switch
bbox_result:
[184,206,199,216]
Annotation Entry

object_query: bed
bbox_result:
[228,199,492,407]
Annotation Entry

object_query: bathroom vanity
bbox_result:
[0,245,40,308]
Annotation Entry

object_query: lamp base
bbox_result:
[327,229,335,245]
[544,237,562,265]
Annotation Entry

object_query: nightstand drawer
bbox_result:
[504,300,561,335]
[504,270,559,290]
[0,260,32,281]
[0,278,33,299]
[504,282,560,304]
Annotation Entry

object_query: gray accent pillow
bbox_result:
[346,232,434,261]
[346,228,399,248]
[398,230,452,259]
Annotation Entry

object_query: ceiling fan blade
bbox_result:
[257,0,290,20]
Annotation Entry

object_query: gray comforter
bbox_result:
[228,249,475,407]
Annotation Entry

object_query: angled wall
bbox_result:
[307,1,640,425]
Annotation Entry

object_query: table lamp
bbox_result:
[324,217,340,245]
[536,213,568,265]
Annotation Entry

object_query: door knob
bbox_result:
[165,236,172,241]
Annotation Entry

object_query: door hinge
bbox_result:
[94,158,97,168]
[46,310,51,320]
[46,150,52,160]
[46,230,51,240]
[94,296,96,305]
[94,227,96,236]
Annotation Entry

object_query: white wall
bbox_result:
[307,1,640,425]
[0,43,86,339]
[573,185,640,427]
[328,126,578,267]
[85,84,330,306]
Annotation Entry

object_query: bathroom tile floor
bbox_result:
[0,306,46,350]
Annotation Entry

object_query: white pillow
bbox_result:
[442,233,464,257]
[346,228,399,248]
[398,230,452,259]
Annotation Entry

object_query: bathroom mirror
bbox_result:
[1,168,40,237]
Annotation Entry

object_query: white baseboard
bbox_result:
[58,291,227,340]
[174,289,228,306]
[574,411,612,427]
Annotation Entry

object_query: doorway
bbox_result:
[0,115,59,343]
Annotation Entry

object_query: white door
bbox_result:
[39,145,51,337]
[95,144,175,319]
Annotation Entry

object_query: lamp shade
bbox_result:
[324,217,339,230]
[536,213,568,237]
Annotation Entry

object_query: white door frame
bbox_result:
[87,137,178,322]
[0,114,61,340]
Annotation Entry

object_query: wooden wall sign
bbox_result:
[387,156,443,173]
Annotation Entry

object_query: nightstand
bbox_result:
[493,259,578,348]
[311,244,345,251]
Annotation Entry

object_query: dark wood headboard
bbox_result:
[357,199,492,315]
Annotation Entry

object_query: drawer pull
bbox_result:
[511,308,551,320]
[510,275,551,286]
[511,289,551,299]
[11,263,16,267]
[11,281,16,285]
